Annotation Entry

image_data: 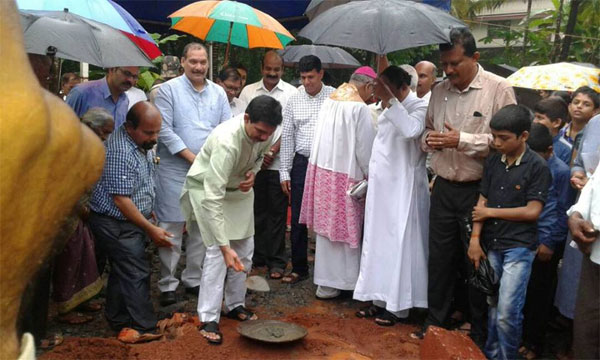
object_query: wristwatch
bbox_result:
[387,97,399,108]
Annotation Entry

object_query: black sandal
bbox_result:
[355,304,383,318]
[225,305,257,321]
[375,310,401,326]
[199,321,223,345]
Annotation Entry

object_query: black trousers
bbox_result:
[88,212,156,332]
[573,254,599,360]
[253,169,288,270]
[522,243,563,353]
[290,154,309,276]
[424,177,488,344]
[17,262,51,345]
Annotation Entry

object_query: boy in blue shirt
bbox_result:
[468,105,552,360]
[520,124,571,359]
[533,97,571,165]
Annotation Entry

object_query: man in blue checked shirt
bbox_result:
[88,101,173,337]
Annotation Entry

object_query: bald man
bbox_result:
[415,61,437,102]
[88,101,173,336]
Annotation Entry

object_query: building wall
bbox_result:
[470,0,555,49]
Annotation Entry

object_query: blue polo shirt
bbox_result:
[537,155,571,250]
[480,147,552,250]
[66,77,129,128]
[90,126,156,220]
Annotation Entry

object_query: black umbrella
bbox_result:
[19,9,153,67]
[299,0,466,55]
[279,45,361,69]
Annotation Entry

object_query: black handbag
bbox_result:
[462,216,499,296]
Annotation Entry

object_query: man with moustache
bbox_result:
[239,51,297,279]
[67,66,139,129]
[154,43,231,306]
[87,101,173,334]
[415,61,437,103]
[417,28,516,347]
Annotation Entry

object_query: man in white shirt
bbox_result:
[279,55,336,283]
[238,51,297,278]
[415,61,437,103]
[216,67,246,117]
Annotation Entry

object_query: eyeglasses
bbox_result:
[118,68,139,81]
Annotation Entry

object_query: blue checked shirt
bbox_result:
[90,126,156,220]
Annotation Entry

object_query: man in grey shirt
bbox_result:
[154,42,231,306]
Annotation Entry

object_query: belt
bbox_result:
[437,176,481,187]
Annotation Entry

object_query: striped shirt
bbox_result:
[90,126,156,220]
[279,84,335,182]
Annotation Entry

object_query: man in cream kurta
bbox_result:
[299,72,376,299]
[180,95,282,344]
[354,66,429,325]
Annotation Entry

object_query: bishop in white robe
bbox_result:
[300,76,376,299]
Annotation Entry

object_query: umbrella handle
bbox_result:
[223,22,233,66]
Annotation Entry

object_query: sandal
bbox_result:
[78,300,102,312]
[269,268,284,280]
[199,321,223,345]
[281,272,308,284]
[57,312,93,325]
[226,305,257,321]
[356,304,383,318]
[39,334,64,350]
[375,310,402,327]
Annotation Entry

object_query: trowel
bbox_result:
[246,275,270,292]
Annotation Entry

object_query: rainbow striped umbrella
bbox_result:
[169,1,295,61]
[16,0,161,60]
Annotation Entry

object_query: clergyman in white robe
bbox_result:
[353,90,429,317]
[299,82,376,298]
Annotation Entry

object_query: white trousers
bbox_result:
[197,237,254,323]
[157,221,206,292]
[314,234,361,292]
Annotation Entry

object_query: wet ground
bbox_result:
[40,236,424,359]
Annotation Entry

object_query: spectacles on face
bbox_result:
[118,68,139,81]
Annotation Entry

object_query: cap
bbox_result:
[353,66,377,79]
[161,56,181,79]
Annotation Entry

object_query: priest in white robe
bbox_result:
[299,68,377,299]
[353,65,429,326]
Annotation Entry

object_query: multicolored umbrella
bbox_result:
[16,0,161,60]
[507,63,600,92]
[169,1,295,62]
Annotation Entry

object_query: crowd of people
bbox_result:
[21,26,599,359]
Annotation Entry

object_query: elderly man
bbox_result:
[299,67,376,299]
[67,66,139,129]
[180,95,283,345]
[417,28,516,346]
[87,101,172,337]
[280,55,336,284]
[154,43,231,306]
[216,67,246,117]
[239,51,297,279]
[354,66,429,325]
[415,61,437,102]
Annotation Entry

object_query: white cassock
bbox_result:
[300,83,376,296]
[353,92,429,314]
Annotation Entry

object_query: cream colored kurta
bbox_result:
[180,115,271,247]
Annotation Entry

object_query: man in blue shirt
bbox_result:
[153,43,231,306]
[66,67,139,128]
[88,101,173,336]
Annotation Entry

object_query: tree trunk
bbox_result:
[550,0,565,63]
[521,0,533,66]
[559,0,581,61]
